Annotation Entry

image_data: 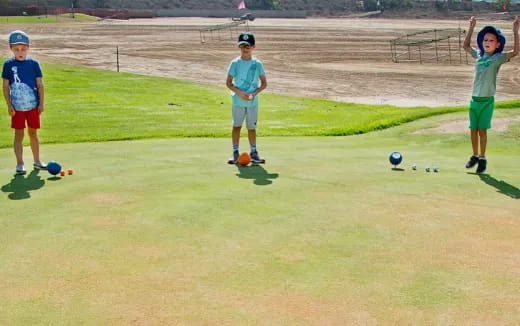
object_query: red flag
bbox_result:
[238,0,246,9]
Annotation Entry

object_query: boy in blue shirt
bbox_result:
[226,32,267,164]
[2,30,47,175]
[462,16,519,174]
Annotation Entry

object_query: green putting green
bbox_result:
[1,109,518,325]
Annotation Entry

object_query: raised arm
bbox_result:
[463,16,477,55]
[507,16,519,60]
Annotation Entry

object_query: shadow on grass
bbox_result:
[477,174,520,199]
[235,164,279,185]
[1,169,45,200]
[392,167,405,171]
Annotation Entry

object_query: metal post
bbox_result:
[70,0,75,18]
[459,28,463,64]
[116,46,119,72]
[434,30,439,63]
[407,35,411,60]
[448,37,452,64]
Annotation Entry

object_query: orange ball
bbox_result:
[238,152,251,166]
[60,171,65,176]
[67,169,74,175]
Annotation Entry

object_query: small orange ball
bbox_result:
[60,171,65,176]
[237,152,251,166]
[67,169,74,175]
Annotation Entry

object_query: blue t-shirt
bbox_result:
[2,57,42,111]
[227,56,265,107]
[471,48,508,97]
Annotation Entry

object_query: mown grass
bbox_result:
[0,14,98,23]
[0,110,519,325]
[0,61,519,148]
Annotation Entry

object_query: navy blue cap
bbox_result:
[477,26,505,55]
[238,32,255,46]
[8,30,30,45]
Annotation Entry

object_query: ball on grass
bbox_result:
[47,161,62,176]
[389,152,402,166]
[238,152,251,166]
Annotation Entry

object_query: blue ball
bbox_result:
[47,161,62,175]
[389,152,403,166]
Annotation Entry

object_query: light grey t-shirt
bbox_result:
[471,48,508,97]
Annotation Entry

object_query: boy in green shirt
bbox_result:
[462,16,519,174]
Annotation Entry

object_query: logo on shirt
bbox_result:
[10,65,38,111]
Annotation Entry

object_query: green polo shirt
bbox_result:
[471,48,508,97]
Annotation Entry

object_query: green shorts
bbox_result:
[469,96,494,129]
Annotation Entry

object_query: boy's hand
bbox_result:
[7,106,15,117]
[237,90,252,101]
[513,16,519,33]
[469,16,477,30]
[38,104,44,114]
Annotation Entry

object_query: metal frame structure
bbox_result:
[390,28,467,64]
[199,20,249,44]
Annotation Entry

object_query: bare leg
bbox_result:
[28,127,41,164]
[247,129,256,148]
[232,126,241,147]
[470,129,479,156]
[13,129,24,165]
[478,129,487,157]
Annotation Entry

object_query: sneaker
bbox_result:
[33,161,47,170]
[15,164,26,175]
[227,150,239,164]
[476,157,487,174]
[250,151,265,164]
[465,155,479,169]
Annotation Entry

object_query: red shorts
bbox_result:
[11,108,41,129]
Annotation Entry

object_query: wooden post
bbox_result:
[116,46,120,72]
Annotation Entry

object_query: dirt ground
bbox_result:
[413,114,520,134]
[2,17,520,107]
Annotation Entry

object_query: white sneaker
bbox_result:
[16,164,26,175]
[33,161,47,170]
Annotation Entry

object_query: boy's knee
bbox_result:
[14,129,24,138]
[27,128,38,137]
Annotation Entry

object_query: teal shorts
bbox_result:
[469,96,494,129]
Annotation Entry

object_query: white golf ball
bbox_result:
[433,167,439,172]
[412,164,417,170]
[425,166,430,172]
